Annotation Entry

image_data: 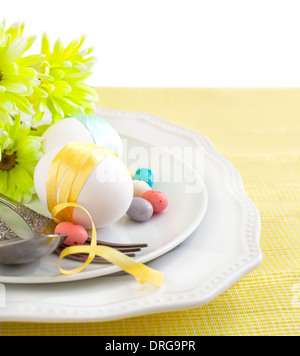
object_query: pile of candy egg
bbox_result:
[55,167,168,245]
[126,168,168,222]
[40,115,168,246]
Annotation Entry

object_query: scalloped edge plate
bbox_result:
[0,108,262,322]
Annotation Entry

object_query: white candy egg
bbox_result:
[42,114,123,158]
[34,147,133,228]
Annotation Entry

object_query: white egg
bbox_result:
[133,180,151,197]
[34,147,133,228]
[42,115,123,158]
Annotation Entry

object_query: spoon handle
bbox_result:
[0,218,20,241]
[0,193,56,237]
[0,192,22,212]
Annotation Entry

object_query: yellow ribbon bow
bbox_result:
[46,142,164,287]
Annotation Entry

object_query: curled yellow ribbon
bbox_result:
[47,142,164,287]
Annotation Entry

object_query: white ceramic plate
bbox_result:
[0,141,207,284]
[0,108,262,322]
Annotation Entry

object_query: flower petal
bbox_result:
[6,93,34,115]
[5,21,23,41]
[12,165,34,189]
[0,171,8,192]
[4,37,27,62]
[32,85,48,98]
[24,35,36,52]
[17,54,46,67]
[52,80,72,96]
[0,86,6,95]
[0,61,18,75]
[49,38,64,64]
[41,33,51,57]
[62,35,86,59]
[0,80,27,93]
[0,94,13,110]
[0,108,13,124]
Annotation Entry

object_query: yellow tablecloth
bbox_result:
[1,88,299,336]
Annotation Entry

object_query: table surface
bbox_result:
[1,88,299,336]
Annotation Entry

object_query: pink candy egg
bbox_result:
[141,190,168,213]
[55,222,88,246]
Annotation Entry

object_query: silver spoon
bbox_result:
[0,225,65,265]
[0,193,66,265]
[0,193,148,265]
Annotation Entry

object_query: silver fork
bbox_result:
[0,193,147,264]
[55,240,147,264]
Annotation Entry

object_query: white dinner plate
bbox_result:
[0,108,262,322]
[0,129,207,284]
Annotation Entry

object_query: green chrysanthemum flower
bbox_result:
[0,114,43,203]
[32,33,98,124]
[0,21,46,126]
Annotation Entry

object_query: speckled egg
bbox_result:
[126,198,154,222]
[55,222,88,246]
[141,190,168,213]
[133,168,154,187]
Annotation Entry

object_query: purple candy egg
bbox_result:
[126,197,154,222]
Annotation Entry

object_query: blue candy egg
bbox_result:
[133,168,154,187]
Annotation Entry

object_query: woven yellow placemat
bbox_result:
[1,88,299,335]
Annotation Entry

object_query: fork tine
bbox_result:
[54,247,137,264]
[59,243,143,253]
[55,237,148,264]
[86,238,148,249]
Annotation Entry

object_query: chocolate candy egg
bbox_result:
[126,198,154,222]
[34,145,133,228]
[42,114,123,158]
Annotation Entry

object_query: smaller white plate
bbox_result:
[0,140,207,284]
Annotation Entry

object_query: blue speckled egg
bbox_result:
[126,197,154,222]
[133,168,154,187]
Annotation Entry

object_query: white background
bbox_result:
[2,0,300,87]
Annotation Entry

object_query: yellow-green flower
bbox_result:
[32,33,98,124]
[0,21,46,126]
[0,115,43,203]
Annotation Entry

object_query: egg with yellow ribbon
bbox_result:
[34,142,133,229]
[33,142,163,286]
[42,114,123,158]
